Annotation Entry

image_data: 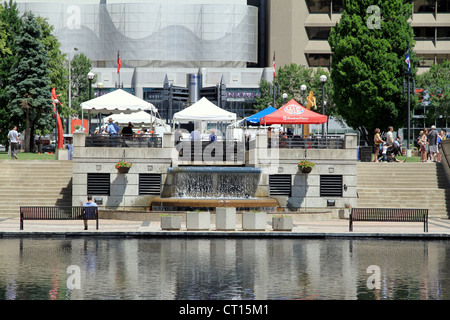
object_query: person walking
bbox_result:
[428,125,438,162]
[418,129,428,162]
[386,126,394,146]
[82,195,98,230]
[7,125,20,160]
[373,128,384,162]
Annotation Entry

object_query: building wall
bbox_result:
[17,0,258,68]
[267,0,450,72]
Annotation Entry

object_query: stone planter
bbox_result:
[116,167,130,173]
[339,209,350,220]
[160,215,182,230]
[56,149,69,160]
[186,211,210,230]
[272,216,293,231]
[215,207,236,231]
[300,167,312,174]
[242,211,267,231]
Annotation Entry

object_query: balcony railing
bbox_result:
[248,135,345,150]
[85,134,162,148]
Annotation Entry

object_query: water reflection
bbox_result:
[0,238,449,300]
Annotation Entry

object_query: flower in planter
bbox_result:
[115,161,132,169]
[298,160,315,169]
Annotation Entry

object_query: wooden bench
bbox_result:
[349,208,428,232]
[20,206,99,230]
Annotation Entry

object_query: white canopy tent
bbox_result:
[81,89,158,114]
[80,89,160,133]
[173,97,236,123]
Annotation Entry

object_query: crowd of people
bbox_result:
[95,118,154,136]
[373,125,447,163]
[417,125,447,163]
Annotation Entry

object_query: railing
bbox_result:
[248,135,345,149]
[176,141,245,162]
[275,135,344,149]
[85,134,162,148]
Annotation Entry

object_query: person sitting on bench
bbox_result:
[82,195,98,230]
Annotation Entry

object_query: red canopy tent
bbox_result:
[259,99,327,125]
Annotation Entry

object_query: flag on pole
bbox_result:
[405,50,411,75]
[117,50,122,74]
[272,51,276,78]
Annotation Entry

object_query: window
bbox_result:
[437,27,450,40]
[87,173,110,196]
[414,0,436,13]
[437,0,450,12]
[306,27,331,40]
[306,54,331,67]
[139,174,162,195]
[306,0,330,13]
[437,54,450,64]
[332,0,345,13]
[269,175,291,196]
[418,54,435,67]
[320,175,343,197]
[414,27,435,40]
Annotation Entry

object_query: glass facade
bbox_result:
[306,54,331,67]
[414,0,436,13]
[306,27,331,40]
[17,2,258,67]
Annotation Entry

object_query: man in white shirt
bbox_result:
[7,125,20,160]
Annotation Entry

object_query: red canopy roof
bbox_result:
[260,99,327,125]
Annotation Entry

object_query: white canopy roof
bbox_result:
[81,89,158,114]
[173,97,236,122]
[102,111,165,126]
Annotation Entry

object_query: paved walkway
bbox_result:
[2,215,450,239]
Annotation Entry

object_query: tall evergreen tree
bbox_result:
[0,0,21,145]
[328,0,416,145]
[6,11,52,152]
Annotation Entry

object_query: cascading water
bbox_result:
[169,167,261,199]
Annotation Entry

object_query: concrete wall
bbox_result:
[72,131,358,211]
[247,133,357,211]
[72,131,176,210]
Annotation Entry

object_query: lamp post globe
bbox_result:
[320,75,327,136]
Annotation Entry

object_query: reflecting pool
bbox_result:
[1,238,450,300]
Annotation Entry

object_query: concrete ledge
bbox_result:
[2,230,450,240]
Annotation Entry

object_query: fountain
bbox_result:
[152,167,279,211]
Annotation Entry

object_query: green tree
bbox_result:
[328,0,416,145]
[70,53,95,118]
[255,64,333,115]
[416,60,450,129]
[6,11,52,152]
[0,0,21,145]
[36,16,69,119]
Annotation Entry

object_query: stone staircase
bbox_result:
[0,160,73,218]
[357,162,450,217]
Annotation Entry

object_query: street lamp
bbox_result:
[320,75,327,136]
[301,84,307,106]
[67,47,78,134]
[282,93,288,104]
[87,71,95,134]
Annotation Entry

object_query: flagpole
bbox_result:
[406,48,411,157]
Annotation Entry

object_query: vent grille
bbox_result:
[139,174,162,195]
[87,173,110,196]
[269,175,291,196]
[320,175,343,197]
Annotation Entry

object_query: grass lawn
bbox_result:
[0,151,56,160]
[370,154,421,162]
